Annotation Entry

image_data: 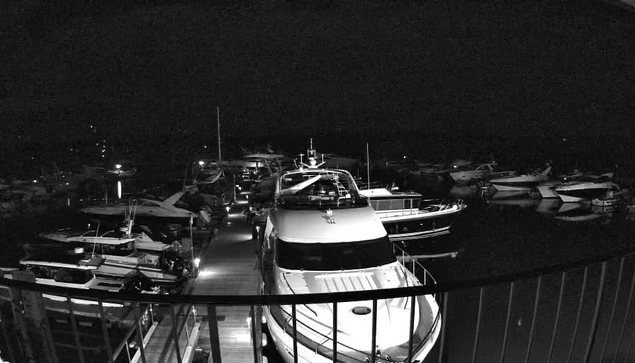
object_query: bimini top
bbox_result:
[269,206,387,243]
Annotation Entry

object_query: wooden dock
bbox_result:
[143,205,262,363]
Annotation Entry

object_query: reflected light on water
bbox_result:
[117,180,122,199]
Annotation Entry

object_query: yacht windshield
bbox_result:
[276,236,396,271]
[278,171,368,209]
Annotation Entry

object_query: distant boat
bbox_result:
[80,191,198,219]
[555,181,620,203]
[490,165,551,192]
[449,162,517,184]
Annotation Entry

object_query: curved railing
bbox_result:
[2,245,635,363]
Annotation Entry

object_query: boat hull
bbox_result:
[262,293,441,363]
[380,207,463,240]
[491,183,533,192]
[555,182,619,202]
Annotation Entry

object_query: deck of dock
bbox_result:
[143,204,262,363]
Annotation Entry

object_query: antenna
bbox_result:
[217,106,222,164]
[366,143,370,190]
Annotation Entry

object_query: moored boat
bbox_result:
[359,185,466,240]
[1,253,145,306]
[555,181,620,203]
[489,165,551,192]
[260,140,442,363]
[449,162,516,184]
[38,220,190,294]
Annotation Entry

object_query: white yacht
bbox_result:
[38,220,190,294]
[555,180,620,203]
[490,165,551,192]
[1,253,142,307]
[260,140,441,363]
[449,162,516,184]
[359,184,466,240]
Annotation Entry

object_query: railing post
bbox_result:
[472,287,484,363]
[524,276,542,363]
[407,295,416,363]
[292,304,298,363]
[548,271,567,363]
[583,261,608,363]
[332,302,338,363]
[499,282,515,363]
[207,305,222,363]
[66,295,86,363]
[132,303,148,363]
[613,268,635,363]
[371,299,378,362]
[169,305,183,363]
[250,305,259,363]
[599,258,625,362]
[437,292,449,363]
[567,266,589,363]
[98,300,114,363]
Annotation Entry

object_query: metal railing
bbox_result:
[2,246,635,363]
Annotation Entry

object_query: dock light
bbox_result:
[194,258,201,268]
[74,247,85,254]
[32,179,37,183]
[225,206,231,212]
[117,181,122,199]
[115,164,122,170]
[198,160,205,167]
[261,332,268,347]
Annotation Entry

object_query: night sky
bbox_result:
[2,0,635,172]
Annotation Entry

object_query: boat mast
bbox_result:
[366,143,370,189]
[217,106,222,164]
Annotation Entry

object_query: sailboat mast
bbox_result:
[217,106,222,164]
[366,143,370,190]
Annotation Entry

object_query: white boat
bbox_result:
[1,254,143,307]
[449,162,517,184]
[260,140,441,363]
[80,191,198,219]
[555,181,620,203]
[490,165,552,192]
[38,220,190,294]
[359,186,466,240]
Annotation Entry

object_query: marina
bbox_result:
[3,141,635,362]
[2,0,635,361]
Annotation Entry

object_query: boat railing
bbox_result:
[421,198,466,213]
[392,242,438,288]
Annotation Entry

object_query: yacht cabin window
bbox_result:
[91,241,135,256]
[275,236,396,271]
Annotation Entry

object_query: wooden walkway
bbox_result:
[143,203,262,363]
